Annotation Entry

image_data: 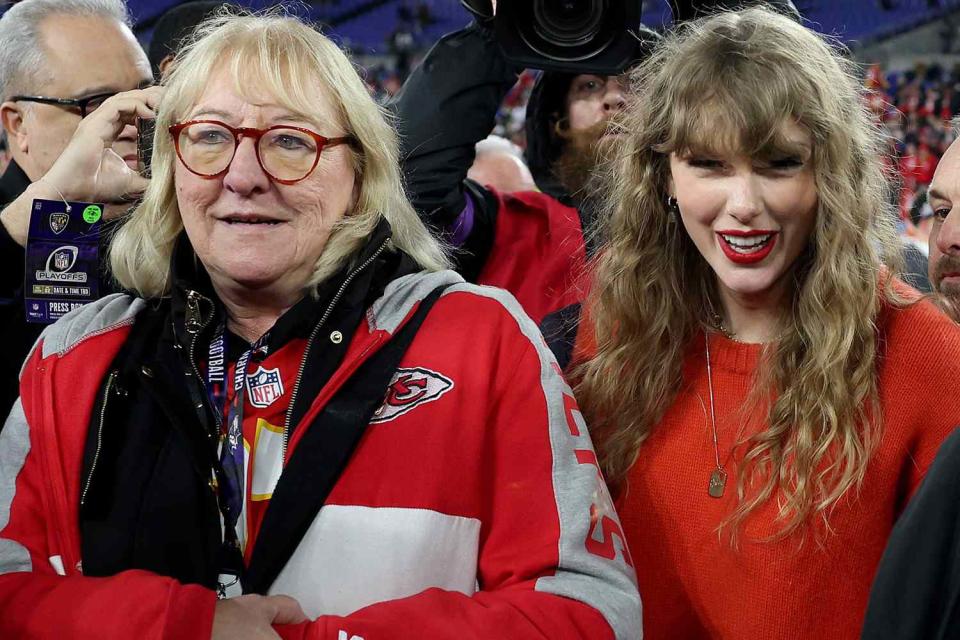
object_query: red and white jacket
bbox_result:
[0,270,640,640]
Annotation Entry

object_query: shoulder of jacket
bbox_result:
[36,293,147,360]
[368,270,464,334]
[370,270,548,351]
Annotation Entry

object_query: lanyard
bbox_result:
[207,322,269,594]
[206,329,227,423]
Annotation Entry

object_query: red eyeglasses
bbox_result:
[169,120,357,185]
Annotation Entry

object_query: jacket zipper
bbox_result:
[185,289,217,429]
[80,369,118,507]
[79,291,213,510]
[281,239,390,462]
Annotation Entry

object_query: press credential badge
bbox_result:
[25,198,104,324]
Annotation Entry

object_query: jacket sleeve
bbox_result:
[388,23,519,280]
[275,287,641,640]
[861,426,960,640]
[0,387,217,638]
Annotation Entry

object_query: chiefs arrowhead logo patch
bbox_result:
[371,367,454,424]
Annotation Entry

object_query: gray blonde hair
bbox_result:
[110,9,449,297]
[0,0,131,99]
[577,7,903,540]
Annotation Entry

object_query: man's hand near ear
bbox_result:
[0,86,162,247]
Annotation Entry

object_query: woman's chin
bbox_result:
[714,269,781,300]
[208,262,298,294]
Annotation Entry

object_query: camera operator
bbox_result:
[391,0,798,367]
[391,7,633,367]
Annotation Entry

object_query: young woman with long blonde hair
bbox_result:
[577,7,960,638]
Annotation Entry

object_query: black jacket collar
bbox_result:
[166,217,417,355]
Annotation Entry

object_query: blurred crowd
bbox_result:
[867,62,960,220]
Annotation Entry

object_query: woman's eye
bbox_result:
[935,207,952,220]
[197,130,229,144]
[688,157,723,169]
[275,135,306,149]
[765,156,804,170]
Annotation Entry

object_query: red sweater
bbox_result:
[616,297,960,639]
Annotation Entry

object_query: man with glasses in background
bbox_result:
[0,0,153,420]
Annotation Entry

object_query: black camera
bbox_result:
[137,116,156,179]
[668,0,800,22]
[462,0,655,75]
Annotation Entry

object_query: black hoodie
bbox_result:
[390,21,609,231]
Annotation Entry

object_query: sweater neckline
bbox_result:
[697,330,763,375]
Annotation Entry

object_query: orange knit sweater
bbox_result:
[612,297,960,639]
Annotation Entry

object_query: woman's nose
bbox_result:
[222,137,271,195]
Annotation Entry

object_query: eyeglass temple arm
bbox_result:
[10,96,78,107]
[327,136,359,150]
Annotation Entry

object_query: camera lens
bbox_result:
[533,0,606,47]
[494,0,645,73]
[514,0,616,62]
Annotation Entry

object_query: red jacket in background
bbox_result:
[476,189,588,327]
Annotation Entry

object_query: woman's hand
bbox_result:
[40,85,164,207]
[211,594,308,640]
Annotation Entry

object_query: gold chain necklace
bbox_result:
[705,331,727,498]
[710,311,736,341]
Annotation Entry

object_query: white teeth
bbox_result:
[226,218,278,225]
[721,233,772,252]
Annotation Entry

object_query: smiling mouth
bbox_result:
[717,231,778,264]
[720,232,773,251]
[221,215,282,226]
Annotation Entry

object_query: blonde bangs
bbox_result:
[163,11,351,133]
[652,45,819,163]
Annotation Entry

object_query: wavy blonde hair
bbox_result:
[576,7,903,539]
[110,8,448,297]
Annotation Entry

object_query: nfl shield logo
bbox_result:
[246,366,284,408]
[54,250,71,271]
[49,212,69,235]
[44,245,78,273]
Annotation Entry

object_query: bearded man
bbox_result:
[391,15,638,366]
[926,129,960,322]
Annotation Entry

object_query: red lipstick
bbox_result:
[716,230,778,265]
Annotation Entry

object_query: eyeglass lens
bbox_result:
[81,95,112,117]
[177,122,320,181]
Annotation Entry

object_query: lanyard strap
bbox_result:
[207,322,269,591]
[206,327,227,420]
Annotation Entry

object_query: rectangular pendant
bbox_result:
[708,468,727,498]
